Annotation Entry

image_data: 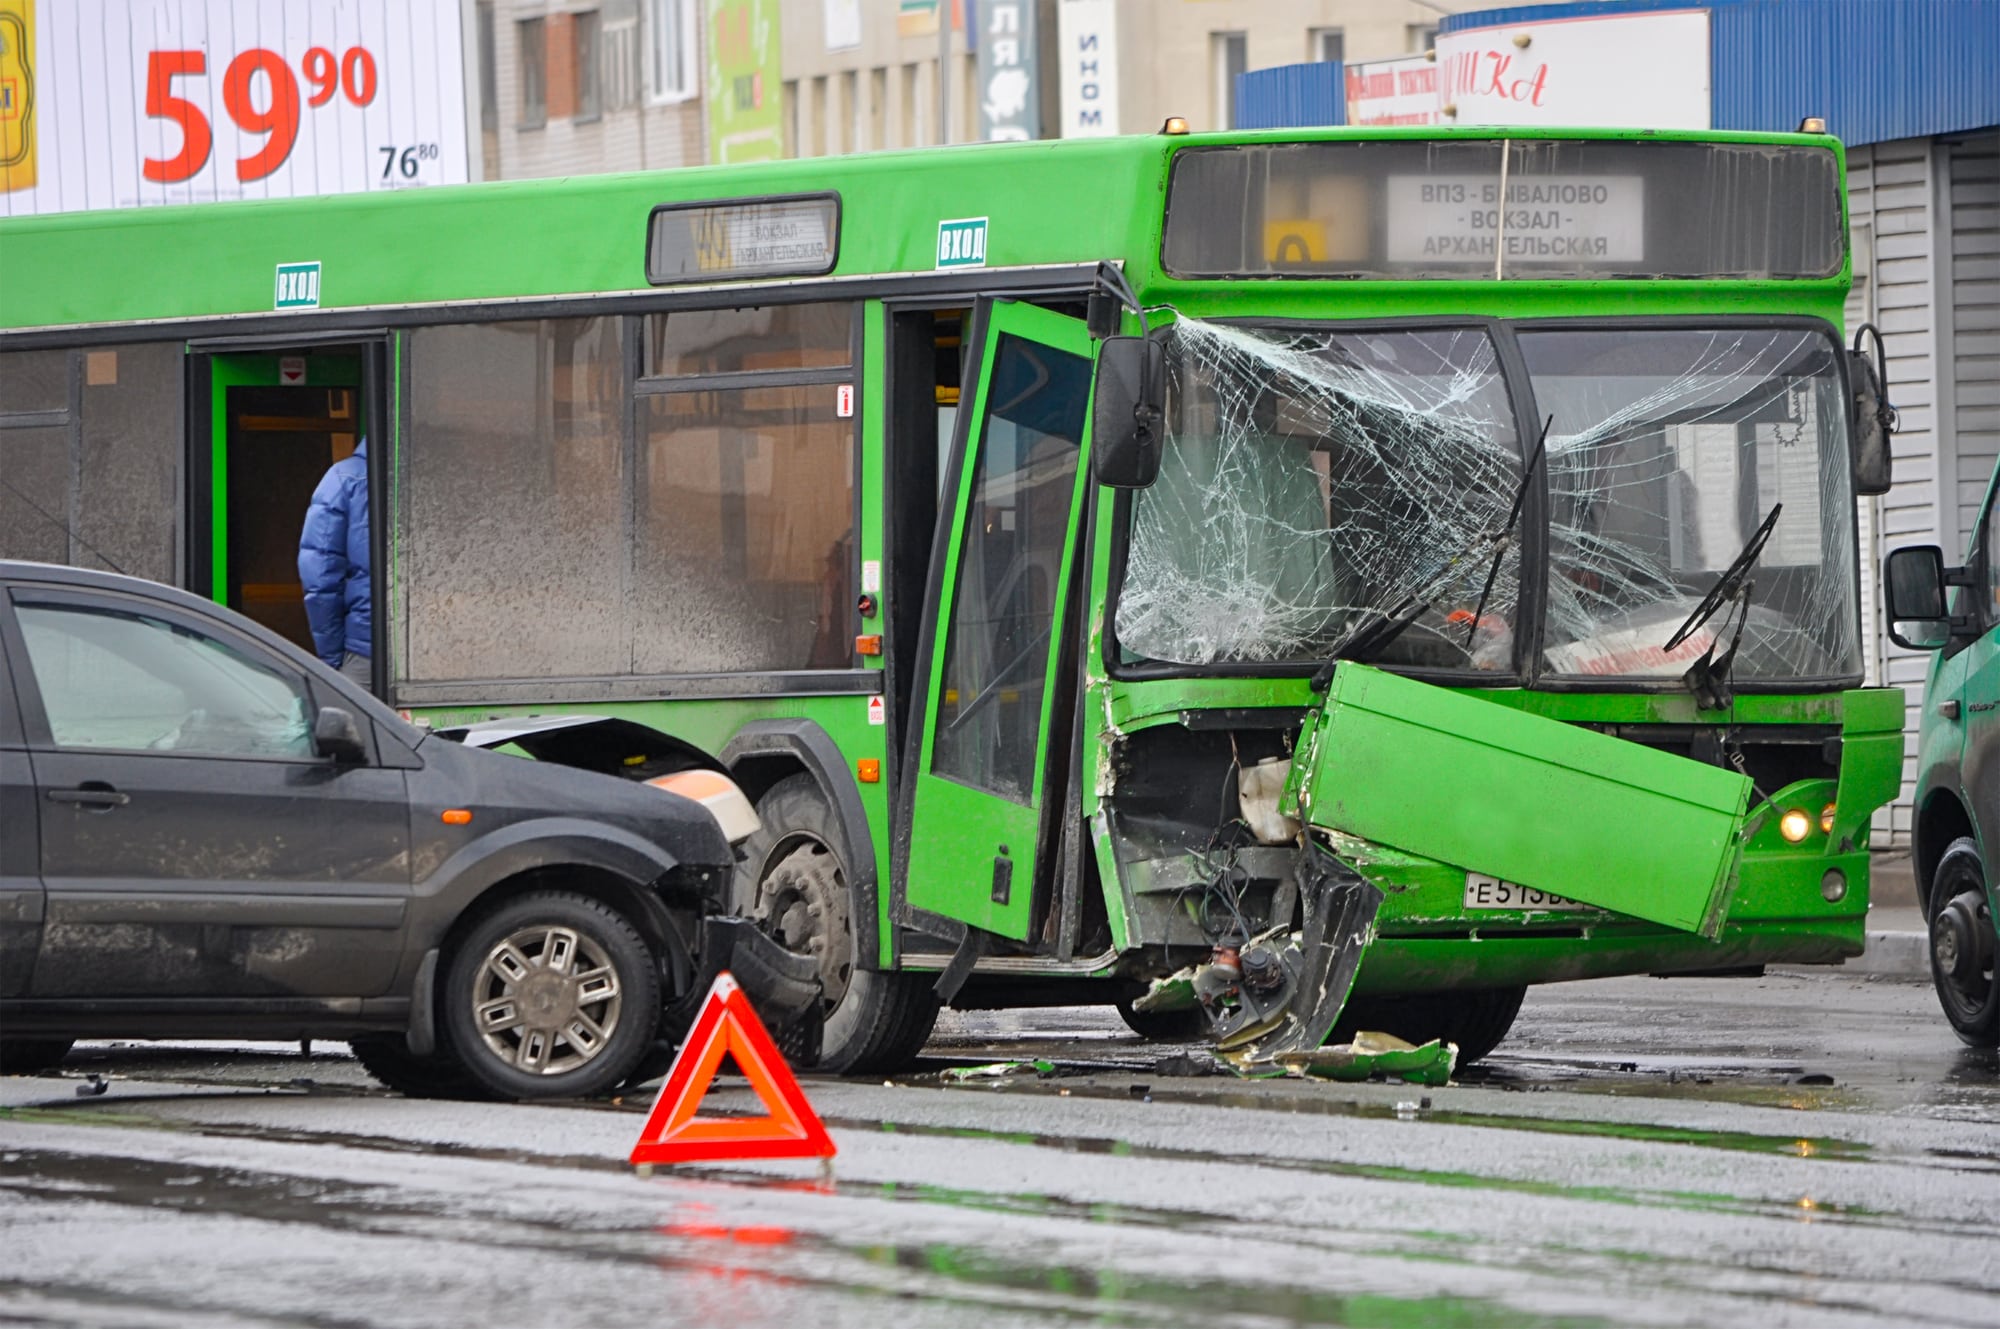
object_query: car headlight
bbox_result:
[646,769,762,844]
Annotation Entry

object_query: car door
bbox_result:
[1963,476,2000,879]
[0,582,411,1000]
[904,302,1097,942]
[0,629,40,997]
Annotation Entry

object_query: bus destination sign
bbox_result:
[1387,174,1644,266]
[647,194,840,286]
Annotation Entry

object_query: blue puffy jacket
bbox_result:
[297,439,371,667]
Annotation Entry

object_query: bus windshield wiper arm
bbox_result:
[1462,415,1552,651]
[1664,501,1782,710]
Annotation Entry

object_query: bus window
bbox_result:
[636,385,854,673]
[645,303,853,376]
[404,318,628,683]
[0,344,181,584]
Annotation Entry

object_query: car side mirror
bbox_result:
[1848,332,1895,497]
[1091,335,1166,490]
[1883,545,1953,650]
[313,706,368,764]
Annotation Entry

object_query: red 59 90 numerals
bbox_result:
[144,46,379,184]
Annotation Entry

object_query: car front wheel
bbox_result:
[442,890,662,1100]
[1928,837,2000,1047]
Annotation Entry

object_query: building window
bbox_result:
[1407,24,1438,53]
[1310,28,1344,64]
[518,17,547,129]
[574,9,602,121]
[477,2,497,133]
[1212,32,1247,130]
[841,69,859,153]
[647,0,694,101]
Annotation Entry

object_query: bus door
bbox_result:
[193,342,388,685]
[903,302,1098,943]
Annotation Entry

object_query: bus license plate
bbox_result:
[1463,874,1587,911]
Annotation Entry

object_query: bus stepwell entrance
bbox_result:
[197,345,383,672]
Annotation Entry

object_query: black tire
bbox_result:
[441,891,663,1100]
[1331,986,1528,1067]
[735,774,939,1074]
[1115,997,1209,1042]
[1926,837,1999,1048]
[0,1038,74,1075]
[348,1036,497,1100]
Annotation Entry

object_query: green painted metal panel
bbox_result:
[904,301,1098,941]
[1,127,1845,337]
[1299,663,1750,937]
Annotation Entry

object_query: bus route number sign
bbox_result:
[647,195,840,286]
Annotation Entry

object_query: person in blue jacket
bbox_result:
[298,438,371,687]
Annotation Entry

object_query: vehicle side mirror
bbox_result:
[1848,342,1894,497]
[313,706,368,763]
[1883,545,1952,650]
[1092,335,1166,489]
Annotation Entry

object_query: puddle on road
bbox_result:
[0,1144,1627,1329]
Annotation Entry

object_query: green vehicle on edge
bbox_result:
[0,125,1906,1077]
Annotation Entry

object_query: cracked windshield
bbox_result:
[1116,320,1859,683]
[1526,326,1858,680]
[1116,321,1522,670]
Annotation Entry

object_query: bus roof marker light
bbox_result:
[1799,117,1826,134]
[1161,117,1189,136]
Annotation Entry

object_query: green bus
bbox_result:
[0,125,1906,1074]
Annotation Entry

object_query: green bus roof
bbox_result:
[0,126,1845,335]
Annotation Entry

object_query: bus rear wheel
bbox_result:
[1332,987,1527,1067]
[736,775,938,1074]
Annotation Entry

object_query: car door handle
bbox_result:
[47,785,130,809]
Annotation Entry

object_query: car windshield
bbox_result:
[1523,327,1859,681]
[1115,321,1523,671]
[1113,319,1861,685]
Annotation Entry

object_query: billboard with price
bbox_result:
[0,0,467,217]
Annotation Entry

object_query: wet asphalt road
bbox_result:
[3,968,1997,1329]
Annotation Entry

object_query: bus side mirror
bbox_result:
[1092,336,1165,489]
[1883,545,1952,650]
[1848,344,1894,497]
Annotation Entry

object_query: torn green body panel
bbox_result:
[1296,663,1751,938]
[1256,1033,1457,1086]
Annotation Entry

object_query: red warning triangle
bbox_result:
[629,971,835,1166]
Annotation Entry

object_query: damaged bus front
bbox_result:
[1038,135,1905,1066]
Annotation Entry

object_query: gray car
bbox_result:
[0,560,740,1099]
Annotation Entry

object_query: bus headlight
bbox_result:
[1820,803,1838,835]
[1821,869,1848,902]
[1779,809,1813,843]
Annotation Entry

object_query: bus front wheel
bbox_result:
[735,774,939,1074]
[1331,987,1527,1067]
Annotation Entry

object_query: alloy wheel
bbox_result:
[468,925,624,1076]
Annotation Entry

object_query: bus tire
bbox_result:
[736,774,939,1074]
[0,1038,74,1075]
[1926,838,1999,1048]
[1332,986,1527,1067]
[1114,997,1209,1042]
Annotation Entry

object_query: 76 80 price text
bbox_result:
[143,45,380,185]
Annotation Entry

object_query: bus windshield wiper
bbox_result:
[1310,416,1551,693]
[1462,415,1552,652]
[1663,501,1782,711]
